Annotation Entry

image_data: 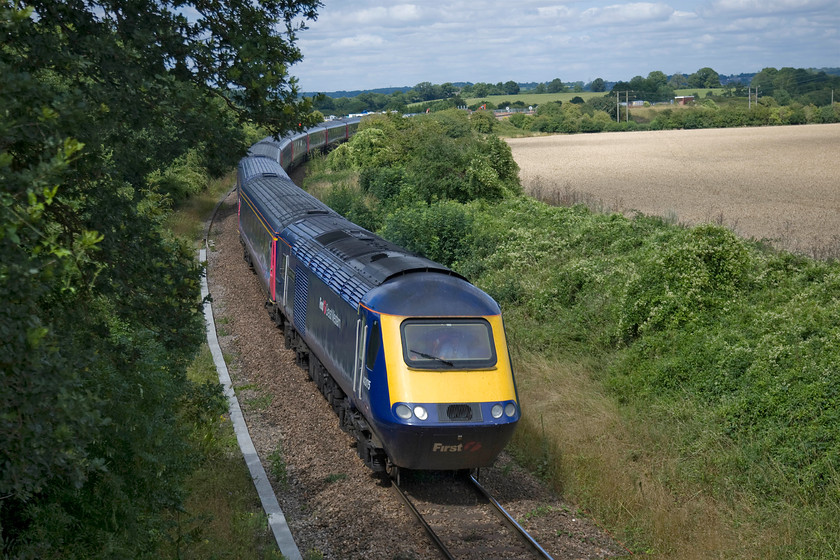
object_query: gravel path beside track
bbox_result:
[507,123,840,257]
[205,191,626,559]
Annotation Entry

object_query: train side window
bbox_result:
[366,320,381,370]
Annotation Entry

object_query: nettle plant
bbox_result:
[617,224,752,341]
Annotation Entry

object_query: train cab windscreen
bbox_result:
[401,319,497,369]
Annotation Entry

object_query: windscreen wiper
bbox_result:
[409,350,453,367]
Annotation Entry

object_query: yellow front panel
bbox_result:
[380,314,517,405]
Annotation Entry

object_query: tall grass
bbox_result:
[509,352,765,558]
[158,344,283,559]
[159,170,285,559]
[165,171,236,245]
[468,196,840,558]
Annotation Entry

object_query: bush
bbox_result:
[323,182,381,232]
[507,113,533,129]
[470,110,496,133]
[617,224,752,340]
[359,166,406,203]
[380,200,474,267]
[146,149,209,204]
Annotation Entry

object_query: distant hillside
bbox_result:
[303,83,473,99]
[304,69,840,100]
[301,86,411,98]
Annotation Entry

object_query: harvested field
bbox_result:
[507,123,840,257]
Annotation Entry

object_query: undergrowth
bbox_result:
[309,119,840,557]
[157,344,283,560]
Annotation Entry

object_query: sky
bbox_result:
[290,0,840,93]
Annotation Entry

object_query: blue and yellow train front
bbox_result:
[361,273,520,471]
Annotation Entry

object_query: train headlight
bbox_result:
[505,403,517,417]
[395,404,412,420]
[413,406,428,421]
[491,404,504,419]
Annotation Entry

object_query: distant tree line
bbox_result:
[503,93,838,135]
[311,67,840,118]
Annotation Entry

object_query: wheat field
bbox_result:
[507,123,840,257]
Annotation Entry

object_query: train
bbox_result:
[236,117,520,473]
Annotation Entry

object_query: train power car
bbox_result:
[236,120,520,473]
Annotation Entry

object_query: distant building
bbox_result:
[675,95,694,105]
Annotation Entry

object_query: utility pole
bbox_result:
[615,91,631,122]
[616,90,620,123]
[626,90,629,122]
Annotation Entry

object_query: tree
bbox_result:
[472,82,491,97]
[414,81,439,101]
[688,67,721,88]
[503,80,520,95]
[470,110,497,133]
[440,82,457,98]
[589,78,606,92]
[669,72,689,88]
[547,78,566,93]
[1,0,320,555]
[647,70,668,89]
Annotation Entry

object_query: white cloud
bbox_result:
[335,34,386,49]
[537,5,574,18]
[705,0,835,17]
[580,2,675,26]
[292,0,840,92]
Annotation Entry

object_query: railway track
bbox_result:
[390,469,554,560]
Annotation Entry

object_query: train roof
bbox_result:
[238,157,462,308]
[364,272,501,317]
[247,117,361,159]
[237,156,286,187]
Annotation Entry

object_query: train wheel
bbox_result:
[389,465,401,487]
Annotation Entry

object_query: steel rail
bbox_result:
[389,480,455,560]
[468,474,554,559]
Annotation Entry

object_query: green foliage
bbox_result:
[752,67,840,100]
[146,149,210,203]
[359,166,407,202]
[617,224,752,340]
[380,201,475,268]
[1,0,319,556]
[310,107,840,553]
[507,112,534,129]
[268,443,289,489]
[470,110,497,133]
[459,197,840,552]
[326,111,521,209]
[330,127,394,170]
[323,182,381,232]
